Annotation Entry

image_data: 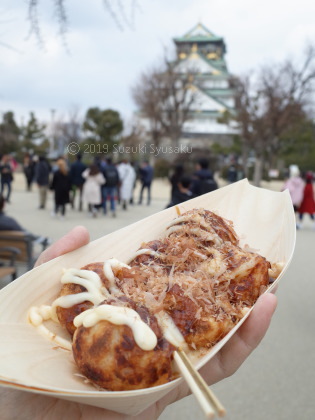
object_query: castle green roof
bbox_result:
[203,89,235,97]
[174,23,223,44]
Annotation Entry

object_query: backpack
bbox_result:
[199,178,218,195]
[103,165,119,187]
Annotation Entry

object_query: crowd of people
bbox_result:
[3,153,315,230]
[0,153,156,220]
[0,153,229,220]
[0,153,223,229]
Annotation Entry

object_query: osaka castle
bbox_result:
[135,23,237,149]
[174,23,237,146]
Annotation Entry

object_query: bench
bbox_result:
[0,246,20,282]
[0,231,49,271]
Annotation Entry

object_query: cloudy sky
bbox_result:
[1,0,315,126]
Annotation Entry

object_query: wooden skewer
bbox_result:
[174,349,226,419]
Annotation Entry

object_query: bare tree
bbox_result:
[27,0,68,48]
[258,45,315,164]
[53,106,82,154]
[132,57,198,150]
[232,75,257,176]
[26,0,141,47]
[132,67,166,148]
[121,118,145,148]
[233,44,315,186]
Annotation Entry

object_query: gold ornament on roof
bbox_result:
[191,43,198,53]
[179,52,187,60]
[207,52,218,60]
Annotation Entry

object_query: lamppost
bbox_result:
[50,108,56,157]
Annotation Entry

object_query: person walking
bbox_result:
[190,158,218,196]
[82,164,105,217]
[23,154,35,192]
[138,161,154,205]
[50,159,72,219]
[0,155,14,203]
[35,156,51,210]
[282,165,304,228]
[69,153,86,211]
[227,163,238,183]
[101,158,119,217]
[298,172,315,229]
[169,164,184,205]
[166,175,194,207]
[117,160,136,210]
[129,161,137,205]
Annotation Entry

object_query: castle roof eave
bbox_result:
[196,51,228,73]
[174,22,224,44]
[173,36,224,43]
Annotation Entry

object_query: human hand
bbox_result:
[0,226,277,420]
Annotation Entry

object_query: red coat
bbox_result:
[299,183,315,214]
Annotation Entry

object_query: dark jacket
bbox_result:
[70,161,86,186]
[139,166,154,185]
[167,189,194,208]
[0,212,23,231]
[51,171,71,205]
[170,173,182,199]
[102,164,119,188]
[191,169,217,196]
[23,162,35,181]
[35,160,51,186]
[227,165,237,183]
[0,163,13,183]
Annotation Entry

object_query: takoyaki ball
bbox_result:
[129,240,166,266]
[173,209,239,246]
[163,284,235,349]
[221,244,271,306]
[115,264,167,299]
[72,300,175,391]
[56,262,110,336]
[82,262,112,288]
[203,210,238,245]
[56,283,93,336]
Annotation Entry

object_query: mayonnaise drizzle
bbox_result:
[74,305,158,351]
[29,260,187,353]
[103,258,131,293]
[28,305,72,350]
[51,268,107,321]
[155,311,186,348]
[126,249,160,264]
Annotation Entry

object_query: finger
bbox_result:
[213,293,278,379]
[194,293,277,387]
[233,293,277,351]
[157,294,278,411]
[35,226,90,267]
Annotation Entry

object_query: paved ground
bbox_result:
[1,174,314,420]
[160,230,315,420]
